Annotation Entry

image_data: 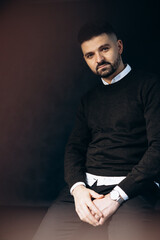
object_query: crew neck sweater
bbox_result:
[64,69,160,198]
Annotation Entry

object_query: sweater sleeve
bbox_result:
[64,97,91,189]
[118,75,160,198]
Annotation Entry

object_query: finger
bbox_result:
[79,204,99,226]
[76,203,96,224]
[87,201,103,218]
[91,211,101,221]
[98,217,106,225]
[89,189,104,199]
[94,213,100,221]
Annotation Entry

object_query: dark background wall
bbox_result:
[0,0,159,205]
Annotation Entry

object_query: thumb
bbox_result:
[89,189,104,199]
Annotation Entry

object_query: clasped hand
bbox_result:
[72,185,120,226]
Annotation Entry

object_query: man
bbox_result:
[33,21,160,240]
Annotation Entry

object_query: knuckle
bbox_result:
[88,203,94,210]
[86,212,90,218]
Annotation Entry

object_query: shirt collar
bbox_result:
[101,64,131,85]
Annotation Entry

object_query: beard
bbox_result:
[96,54,121,78]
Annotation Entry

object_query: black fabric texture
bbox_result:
[64,69,160,198]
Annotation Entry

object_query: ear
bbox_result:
[117,40,123,54]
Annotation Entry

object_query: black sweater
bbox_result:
[64,69,160,198]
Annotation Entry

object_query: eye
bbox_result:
[101,47,109,52]
[86,53,94,59]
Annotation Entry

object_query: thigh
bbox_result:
[91,181,160,240]
[32,187,79,240]
[108,195,159,240]
[33,187,108,240]
[33,186,160,240]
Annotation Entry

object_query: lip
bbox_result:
[98,64,109,69]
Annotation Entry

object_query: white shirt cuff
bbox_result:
[114,186,129,201]
[70,182,86,195]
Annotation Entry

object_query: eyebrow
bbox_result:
[84,52,94,57]
[84,43,111,57]
[98,43,110,50]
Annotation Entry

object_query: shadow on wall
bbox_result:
[0,0,159,205]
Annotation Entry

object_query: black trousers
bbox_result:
[33,184,160,240]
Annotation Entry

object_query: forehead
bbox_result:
[81,33,116,54]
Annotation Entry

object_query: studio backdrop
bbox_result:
[0,0,159,205]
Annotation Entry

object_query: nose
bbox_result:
[96,52,104,63]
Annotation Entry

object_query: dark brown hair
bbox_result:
[77,21,118,44]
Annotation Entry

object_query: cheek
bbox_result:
[107,53,118,63]
[105,49,118,60]
[87,61,96,71]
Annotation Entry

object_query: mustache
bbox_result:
[96,61,111,71]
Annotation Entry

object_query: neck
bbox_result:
[103,61,125,84]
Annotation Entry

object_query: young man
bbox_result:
[33,21,160,240]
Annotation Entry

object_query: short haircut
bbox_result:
[77,21,118,45]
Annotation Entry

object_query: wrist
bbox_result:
[114,186,129,201]
[70,182,86,195]
[109,189,124,205]
[72,185,86,196]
